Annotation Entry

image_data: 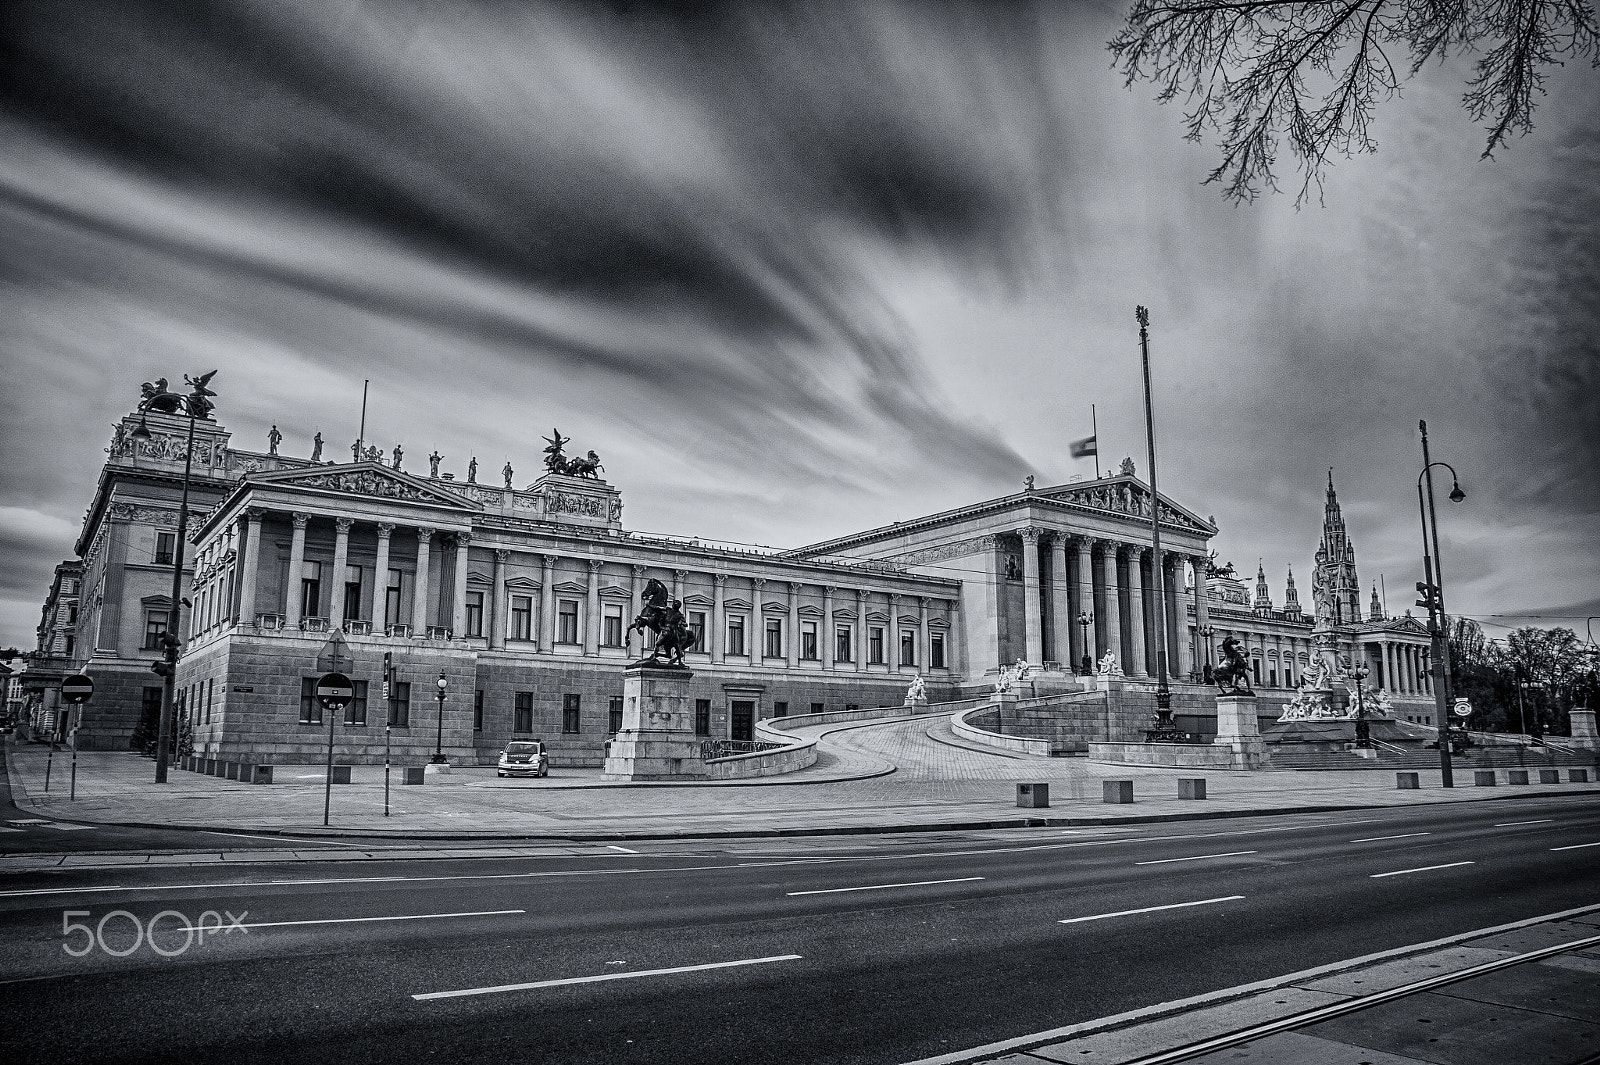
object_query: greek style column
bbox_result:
[450,533,472,637]
[370,522,393,628]
[584,559,602,656]
[854,588,867,671]
[889,593,904,670]
[823,585,837,670]
[948,597,963,675]
[630,565,645,651]
[751,578,767,658]
[331,518,352,627]
[1172,556,1192,680]
[237,508,263,627]
[538,554,556,652]
[1074,538,1095,667]
[1192,554,1212,672]
[411,526,435,633]
[1125,547,1148,676]
[672,569,685,603]
[918,595,930,672]
[1020,528,1043,665]
[490,549,508,650]
[285,512,309,627]
[1049,535,1070,667]
[787,581,802,668]
[713,574,728,664]
[1100,541,1122,666]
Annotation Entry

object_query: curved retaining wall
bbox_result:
[703,718,819,780]
[952,704,1053,757]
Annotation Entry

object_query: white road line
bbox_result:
[785,877,984,896]
[240,908,524,930]
[1496,820,1554,827]
[1059,896,1245,924]
[1134,851,1257,866]
[1370,862,1475,878]
[1551,842,1600,852]
[413,954,803,1000]
[0,885,122,898]
[1351,833,1432,843]
[605,845,640,854]
[201,831,375,848]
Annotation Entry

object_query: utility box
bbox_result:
[1474,770,1496,786]
[403,766,426,785]
[1103,779,1134,804]
[1539,769,1561,784]
[1396,772,1420,790]
[1016,783,1049,808]
[1507,769,1529,785]
[1177,778,1206,800]
[251,765,273,785]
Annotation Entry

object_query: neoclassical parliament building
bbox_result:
[20,390,1436,765]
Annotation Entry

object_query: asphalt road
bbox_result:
[3,793,1599,1064]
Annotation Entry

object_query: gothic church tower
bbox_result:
[1313,470,1362,626]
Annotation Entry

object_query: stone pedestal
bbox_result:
[602,665,706,781]
[1351,746,1378,759]
[423,762,452,782]
[1571,710,1597,749]
[1214,693,1269,768]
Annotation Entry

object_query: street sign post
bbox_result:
[317,671,354,826]
[45,676,94,796]
[382,653,392,818]
[60,675,94,704]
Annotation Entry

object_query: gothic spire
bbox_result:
[1253,559,1273,613]
[1369,582,1384,621]
[1315,469,1362,626]
[1284,565,1302,617]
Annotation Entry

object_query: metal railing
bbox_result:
[701,739,784,760]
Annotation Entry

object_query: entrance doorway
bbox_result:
[731,700,754,741]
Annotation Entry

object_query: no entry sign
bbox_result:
[60,674,95,704]
[315,672,355,712]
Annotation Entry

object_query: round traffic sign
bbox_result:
[60,674,95,704]
[315,671,355,712]
[1454,702,1473,718]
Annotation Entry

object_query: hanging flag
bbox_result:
[1069,435,1097,459]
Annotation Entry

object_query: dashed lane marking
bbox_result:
[1370,861,1475,878]
[1350,833,1432,843]
[240,909,524,930]
[1551,842,1600,852]
[785,877,985,896]
[1133,851,1257,866]
[1059,896,1245,925]
[413,955,804,1000]
[1496,820,1554,827]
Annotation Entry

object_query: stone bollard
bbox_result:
[1507,769,1529,785]
[1539,769,1561,784]
[402,766,426,785]
[1474,770,1496,786]
[1103,779,1134,804]
[1396,772,1420,790]
[328,765,351,785]
[1016,783,1050,808]
[1178,778,1207,800]
[251,765,274,785]
[224,762,240,781]
[1572,769,1591,783]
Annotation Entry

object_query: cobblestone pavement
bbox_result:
[6,718,1597,843]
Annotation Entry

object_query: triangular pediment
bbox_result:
[682,593,713,608]
[247,462,481,511]
[1039,476,1213,534]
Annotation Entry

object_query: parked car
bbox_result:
[496,739,548,778]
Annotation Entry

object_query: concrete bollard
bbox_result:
[1016,783,1050,808]
[328,765,352,785]
[1177,778,1207,800]
[1396,772,1420,790]
[1474,770,1496,786]
[1507,770,1529,785]
[204,759,218,776]
[224,762,240,781]
[1539,769,1561,784]
[1572,769,1591,783]
[1103,779,1134,804]
[251,765,273,785]
[402,766,426,785]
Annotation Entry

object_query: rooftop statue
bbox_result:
[502,461,514,489]
[1119,456,1136,477]
[311,432,323,462]
[1213,635,1253,694]
[183,371,217,420]
[428,451,442,478]
[542,429,572,474]
[391,444,403,470]
[566,450,605,480]
[629,578,697,668]
[467,457,477,484]
[267,425,281,456]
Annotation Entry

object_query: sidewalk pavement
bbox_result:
[912,904,1600,1065]
[6,716,1598,856]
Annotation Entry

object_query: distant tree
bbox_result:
[1109,1,1600,203]
[0,647,21,662]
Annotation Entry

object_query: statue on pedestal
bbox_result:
[391,444,403,470]
[502,461,513,489]
[428,451,442,478]
[565,450,605,479]
[629,578,697,668]
[267,425,282,456]
[467,457,477,483]
[1213,636,1253,694]
[1097,650,1123,677]
[352,440,361,461]
[904,674,928,707]
[311,432,323,462]
[542,429,572,474]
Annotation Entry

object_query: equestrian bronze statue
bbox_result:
[1213,635,1254,695]
[629,578,697,667]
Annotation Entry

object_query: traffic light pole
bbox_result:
[154,407,198,784]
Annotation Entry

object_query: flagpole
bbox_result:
[1091,404,1101,479]
[357,379,369,460]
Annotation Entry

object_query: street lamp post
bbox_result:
[1415,420,1466,788]
[1197,625,1216,685]
[131,372,218,784]
[1517,671,1545,745]
[1135,306,1180,742]
[1352,663,1371,748]
[432,672,448,763]
[1077,612,1093,675]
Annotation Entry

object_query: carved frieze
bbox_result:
[545,490,608,519]
[1050,482,1210,533]
[287,469,462,505]
[889,534,998,567]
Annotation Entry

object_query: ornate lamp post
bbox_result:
[1415,420,1466,788]
[1077,611,1093,675]
[1351,663,1371,748]
[1135,306,1179,741]
[1516,670,1545,745]
[432,672,448,763]
[1197,624,1216,684]
[130,372,218,784]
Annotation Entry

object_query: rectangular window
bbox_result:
[869,626,885,664]
[688,611,707,651]
[1253,658,1262,683]
[510,596,533,641]
[694,698,711,737]
[558,600,579,644]
[810,702,824,714]
[801,621,818,660]
[301,560,322,619]
[388,681,410,727]
[930,632,946,669]
[562,693,581,734]
[386,568,404,628]
[727,616,745,656]
[473,689,484,732]
[205,678,214,725]
[900,629,916,666]
[835,625,853,663]
[609,696,624,735]
[765,619,783,659]
[66,604,78,625]
[144,610,168,650]
[344,565,362,623]
[155,532,175,566]
[465,591,484,638]
[345,680,369,726]
[1269,668,1278,688]
[299,677,322,725]
[603,605,624,648]
[514,692,533,733]
[774,701,788,717]
[64,635,75,657]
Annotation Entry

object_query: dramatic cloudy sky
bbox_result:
[2,0,1597,650]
